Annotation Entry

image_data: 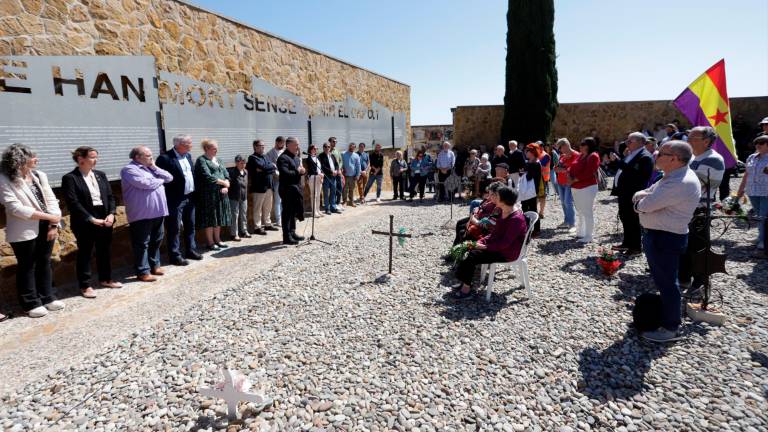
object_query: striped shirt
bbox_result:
[745,152,768,197]
[689,148,724,204]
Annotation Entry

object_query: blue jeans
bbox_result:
[748,195,768,247]
[272,178,282,223]
[554,183,575,226]
[129,217,165,276]
[165,195,197,260]
[364,174,383,198]
[334,175,343,205]
[642,229,688,331]
[323,175,338,211]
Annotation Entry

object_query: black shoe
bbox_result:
[291,233,305,241]
[283,238,299,245]
[186,251,203,260]
[206,244,221,251]
[254,228,267,235]
[241,233,252,239]
[265,225,279,231]
[216,242,228,248]
[171,258,189,266]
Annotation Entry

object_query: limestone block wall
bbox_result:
[452,97,768,152]
[0,0,411,304]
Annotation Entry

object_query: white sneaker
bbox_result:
[567,227,577,234]
[557,222,569,228]
[376,198,381,203]
[44,300,65,311]
[577,237,592,243]
[28,306,48,318]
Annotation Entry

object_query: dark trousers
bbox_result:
[454,216,470,245]
[719,167,733,201]
[618,195,641,250]
[455,249,507,285]
[73,206,113,288]
[643,229,688,331]
[521,198,540,234]
[392,175,406,199]
[10,221,56,311]
[410,175,427,199]
[166,195,197,260]
[129,217,164,276]
[280,192,299,240]
[678,210,707,289]
[437,171,450,201]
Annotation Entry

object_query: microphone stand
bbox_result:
[298,170,332,247]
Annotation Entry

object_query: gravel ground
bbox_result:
[1,181,767,432]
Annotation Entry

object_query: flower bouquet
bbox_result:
[596,247,622,276]
[714,196,748,221]
[449,240,478,264]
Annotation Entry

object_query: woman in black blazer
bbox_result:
[304,144,324,218]
[61,146,121,298]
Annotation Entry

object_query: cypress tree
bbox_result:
[500,0,558,145]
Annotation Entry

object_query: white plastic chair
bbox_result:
[480,211,538,302]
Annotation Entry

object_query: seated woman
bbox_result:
[452,186,528,300]
[454,181,503,246]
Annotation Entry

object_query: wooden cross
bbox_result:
[199,368,271,420]
[372,215,412,274]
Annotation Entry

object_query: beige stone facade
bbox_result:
[0,0,411,300]
[452,97,768,153]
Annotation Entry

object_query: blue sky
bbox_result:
[188,0,768,125]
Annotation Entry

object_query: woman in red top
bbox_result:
[452,187,528,300]
[567,137,601,243]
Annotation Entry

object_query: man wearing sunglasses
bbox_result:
[633,141,701,343]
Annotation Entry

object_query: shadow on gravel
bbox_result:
[211,240,284,258]
[749,351,768,397]
[612,273,654,302]
[560,255,597,276]
[577,329,667,401]
[537,237,584,255]
[432,268,527,321]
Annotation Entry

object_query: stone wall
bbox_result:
[0,0,411,304]
[452,96,768,152]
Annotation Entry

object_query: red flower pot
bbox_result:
[597,257,621,276]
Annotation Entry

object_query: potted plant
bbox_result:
[596,247,622,276]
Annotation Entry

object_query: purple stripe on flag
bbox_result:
[673,88,736,168]
[673,88,709,126]
[712,137,736,168]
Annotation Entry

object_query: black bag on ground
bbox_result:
[632,293,662,332]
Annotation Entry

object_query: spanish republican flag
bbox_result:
[673,59,737,168]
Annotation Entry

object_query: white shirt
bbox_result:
[81,170,103,206]
[613,147,644,187]
[311,155,321,175]
[174,149,195,195]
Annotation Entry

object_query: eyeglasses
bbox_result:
[756,141,768,146]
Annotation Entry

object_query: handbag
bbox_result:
[597,167,608,191]
[517,175,536,202]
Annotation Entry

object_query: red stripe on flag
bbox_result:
[705,59,729,104]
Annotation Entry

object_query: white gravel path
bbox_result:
[1,182,766,431]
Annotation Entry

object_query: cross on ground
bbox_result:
[372,215,413,274]
[199,368,271,421]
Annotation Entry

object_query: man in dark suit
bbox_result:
[155,134,202,265]
[611,132,654,254]
[507,140,526,186]
[318,142,341,214]
[62,146,121,297]
[277,137,306,245]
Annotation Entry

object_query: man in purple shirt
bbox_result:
[120,146,173,282]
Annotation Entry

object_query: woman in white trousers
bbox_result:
[305,145,324,218]
[567,138,601,243]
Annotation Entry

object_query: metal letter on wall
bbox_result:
[346,96,373,146]
[310,100,349,146]
[0,56,160,186]
[251,77,310,152]
[159,72,257,164]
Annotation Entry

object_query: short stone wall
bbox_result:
[452,97,768,152]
